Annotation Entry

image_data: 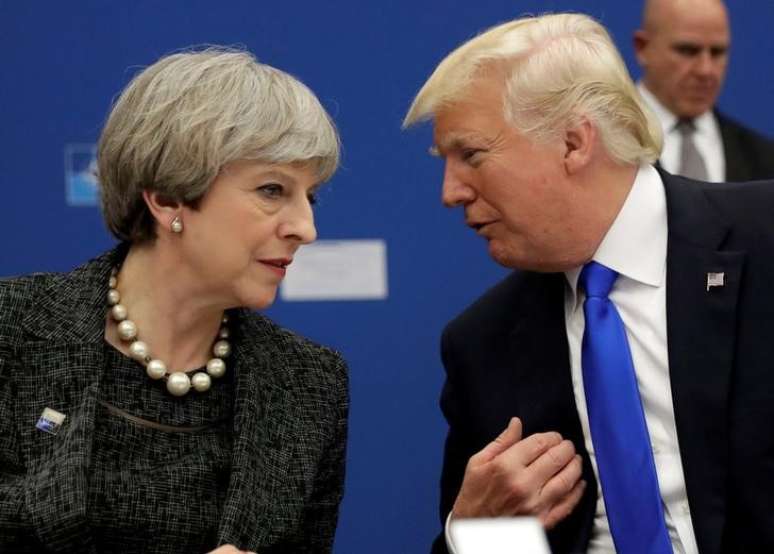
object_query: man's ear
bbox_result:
[563,117,596,175]
[142,190,182,233]
[633,29,650,66]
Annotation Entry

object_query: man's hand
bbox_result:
[452,417,586,529]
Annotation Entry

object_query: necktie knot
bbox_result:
[675,118,697,136]
[579,261,618,299]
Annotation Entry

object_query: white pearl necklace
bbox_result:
[107,268,231,397]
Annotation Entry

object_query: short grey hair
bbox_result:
[97,46,340,242]
[404,13,663,166]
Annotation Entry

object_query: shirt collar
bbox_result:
[638,82,678,132]
[637,81,714,135]
[565,164,668,304]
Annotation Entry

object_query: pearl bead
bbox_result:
[107,267,229,397]
[107,289,121,306]
[192,372,212,392]
[166,372,191,396]
[129,340,149,361]
[146,359,167,380]
[111,304,128,321]
[212,340,231,358]
[206,358,226,378]
[117,320,138,341]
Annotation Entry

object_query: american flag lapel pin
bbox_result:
[36,408,66,435]
[706,272,725,292]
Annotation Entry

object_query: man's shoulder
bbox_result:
[714,110,774,180]
[445,270,562,338]
[715,110,774,147]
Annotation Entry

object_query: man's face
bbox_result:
[432,78,595,272]
[635,1,730,119]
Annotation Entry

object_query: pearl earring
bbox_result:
[170,216,183,234]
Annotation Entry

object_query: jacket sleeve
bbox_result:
[0,278,43,552]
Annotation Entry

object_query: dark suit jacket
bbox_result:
[0,248,349,553]
[432,170,774,553]
[717,111,774,182]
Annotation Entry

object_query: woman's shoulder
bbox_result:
[0,272,53,318]
[235,310,348,376]
[0,249,118,341]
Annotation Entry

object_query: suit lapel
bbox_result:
[15,250,117,553]
[663,172,743,554]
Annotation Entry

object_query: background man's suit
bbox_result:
[432,169,774,554]
[716,111,774,181]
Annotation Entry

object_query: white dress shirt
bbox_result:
[563,164,698,553]
[637,82,725,182]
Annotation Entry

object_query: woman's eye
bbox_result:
[307,192,318,206]
[257,183,284,198]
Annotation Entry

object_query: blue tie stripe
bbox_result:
[580,261,672,554]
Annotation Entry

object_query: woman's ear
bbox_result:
[142,190,182,234]
[563,117,596,175]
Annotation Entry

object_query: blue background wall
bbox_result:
[2,2,773,552]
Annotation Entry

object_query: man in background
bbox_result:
[634,0,774,181]
[404,12,774,554]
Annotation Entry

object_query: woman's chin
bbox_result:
[239,289,278,311]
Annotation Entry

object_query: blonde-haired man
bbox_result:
[405,13,774,554]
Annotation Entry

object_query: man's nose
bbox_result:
[695,50,719,78]
[441,161,476,208]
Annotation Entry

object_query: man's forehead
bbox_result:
[432,106,502,152]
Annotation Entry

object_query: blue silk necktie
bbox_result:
[580,262,672,553]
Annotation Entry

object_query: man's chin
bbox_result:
[677,98,717,119]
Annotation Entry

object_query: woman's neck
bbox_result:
[104,241,226,372]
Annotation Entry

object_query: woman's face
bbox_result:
[177,160,320,310]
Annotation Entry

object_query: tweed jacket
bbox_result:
[0,248,349,553]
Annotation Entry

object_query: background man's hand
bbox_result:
[452,417,586,529]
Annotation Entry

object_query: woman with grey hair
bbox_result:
[0,47,347,553]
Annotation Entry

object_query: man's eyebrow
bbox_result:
[432,133,482,157]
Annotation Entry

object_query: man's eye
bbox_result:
[307,192,318,206]
[461,149,483,163]
[710,46,728,58]
[257,183,283,198]
[673,44,701,57]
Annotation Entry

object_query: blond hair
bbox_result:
[404,13,662,165]
[98,46,340,242]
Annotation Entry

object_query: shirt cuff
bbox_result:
[445,511,458,554]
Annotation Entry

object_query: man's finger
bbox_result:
[523,439,577,483]
[542,478,587,530]
[538,452,583,502]
[470,417,523,465]
[496,431,564,468]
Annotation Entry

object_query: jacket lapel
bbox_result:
[15,250,117,553]
[663,172,743,554]
[217,312,306,549]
